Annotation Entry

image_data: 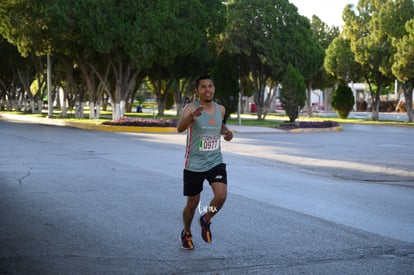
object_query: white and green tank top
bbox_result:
[184,101,223,172]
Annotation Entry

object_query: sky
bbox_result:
[289,0,359,27]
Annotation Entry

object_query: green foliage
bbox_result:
[211,52,239,120]
[324,36,363,83]
[392,19,414,84]
[331,84,355,119]
[0,37,31,86]
[222,0,321,119]
[280,64,306,122]
[310,15,340,90]
[166,92,174,110]
[30,76,46,96]
[342,0,396,120]
[388,1,414,122]
[240,76,254,98]
[310,15,340,50]
[134,93,146,105]
[0,0,53,56]
[1,0,413,122]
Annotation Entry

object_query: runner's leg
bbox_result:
[204,182,227,222]
[183,193,200,232]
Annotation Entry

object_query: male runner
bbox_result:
[177,75,233,250]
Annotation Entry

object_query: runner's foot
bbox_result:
[180,229,194,250]
[199,214,212,243]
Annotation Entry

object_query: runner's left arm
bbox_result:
[220,105,233,141]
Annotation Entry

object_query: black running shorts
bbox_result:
[183,163,227,197]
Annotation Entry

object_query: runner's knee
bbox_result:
[186,195,200,209]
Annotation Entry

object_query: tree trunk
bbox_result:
[17,69,36,113]
[366,78,381,121]
[60,60,76,118]
[306,82,313,117]
[110,57,141,121]
[29,99,35,113]
[403,84,413,122]
[324,87,334,112]
[60,87,67,117]
[89,102,96,119]
[175,78,192,117]
[75,101,85,118]
[113,82,122,120]
[156,85,166,116]
[263,84,279,120]
[371,86,381,121]
[250,66,267,120]
[95,103,101,119]
[254,86,265,120]
[120,100,127,118]
[113,103,121,120]
[78,59,99,120]
[36,100,43,113]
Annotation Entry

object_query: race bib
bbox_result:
[199,135,220,151]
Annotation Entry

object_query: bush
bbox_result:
[331,84,355,118]
[278,120,339,130]
[280,64,306,122]
[102,117,178,127]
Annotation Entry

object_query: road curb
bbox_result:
[66,121,178,133]
[287,126,343,133]
[0,113,177,133]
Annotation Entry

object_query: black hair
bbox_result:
[195,75,213,89]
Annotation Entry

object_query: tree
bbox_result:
[280,64,306,122]
[147,68,174,117]
[0,37,36,112]
[0,0,53,57]
[331,83,355,118]
[223,0,320,120]
[210,52,240,120]
[381,0,414,122]
[0,0,56,116]
[170,46,217,116]
[297,16,325,118]
[324,36,364,83]
[309,16,341,113]
[2,0,224,120]
[146,0,225,117]
[392,19,414,122]
[342,0,393,121]
[47,0,144,120]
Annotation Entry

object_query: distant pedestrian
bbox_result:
[183,97,190,108]
[177,75,233,250]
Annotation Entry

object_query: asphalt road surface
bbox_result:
[0,120,413,274]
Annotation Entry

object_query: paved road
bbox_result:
[0,120,413,274]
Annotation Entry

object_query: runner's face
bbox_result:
[197,79,215,102]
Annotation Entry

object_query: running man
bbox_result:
[177,75,233,250]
